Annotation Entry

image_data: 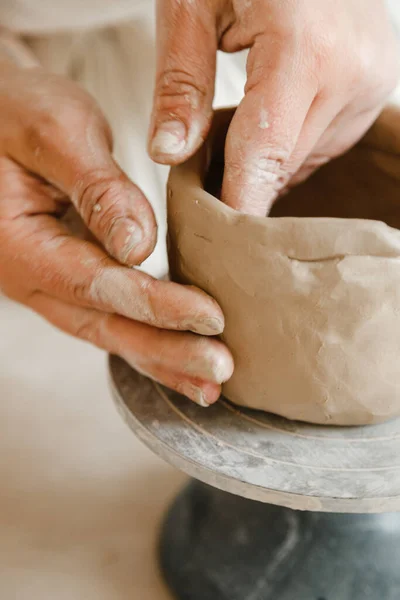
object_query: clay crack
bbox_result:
[287,253,400,263]
[287,254,347,263]
[193,233,212,243]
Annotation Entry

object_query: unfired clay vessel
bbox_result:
[167,107,400,426]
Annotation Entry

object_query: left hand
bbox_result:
[149,0,400,216]
[0,55,234,408]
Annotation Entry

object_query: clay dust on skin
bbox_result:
[88,267,156,323]
[181,348,233,387]
[225,149,282,212]
[122,223,143,261]
[259,108,270,130]
[88,267,225,335]
[151,121,187,156]
[121,355,211,408]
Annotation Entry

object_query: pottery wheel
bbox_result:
[109,355,400,599]
[108,355,400,513]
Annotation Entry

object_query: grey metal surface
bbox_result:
[109,355,400,512]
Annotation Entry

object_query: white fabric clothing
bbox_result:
[0,0,149,33]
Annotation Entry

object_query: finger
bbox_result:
[4,218,225,337]
[221,39,317,216]
[0,158,226,335]
[4,77,157,266]
[288,103,383,189]
[148,0,218,164]
[28,294,234,407]
[274,95,343,190]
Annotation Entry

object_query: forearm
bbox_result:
[0,27,39,68]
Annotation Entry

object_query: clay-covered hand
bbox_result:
[149,0,400,215]
[0,58,233,407]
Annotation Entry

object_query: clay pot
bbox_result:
[167,107,400,425]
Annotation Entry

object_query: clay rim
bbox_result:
[168,104,400,250]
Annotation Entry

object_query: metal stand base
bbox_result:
[159,481,400,600]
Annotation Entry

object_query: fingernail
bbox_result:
[151,120,187,157]
[109,219,144,264]
[188,317,224,336]
[178,383,210,408]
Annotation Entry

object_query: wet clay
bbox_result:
[167,107,400,426]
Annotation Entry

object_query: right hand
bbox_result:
[150,0,399,216]
[0,59,234,407]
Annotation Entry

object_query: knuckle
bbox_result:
[74,315,100,345]
[227,147,290,188]
[137,276,158,323]
[257,147,290,169]
[155,68,208,112]
[256,149,291,189]
[74,171,126,232]
[46,270,76,301]
[71,279,92,305]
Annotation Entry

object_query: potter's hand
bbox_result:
[0,49,233,407]
[150,0,400,215]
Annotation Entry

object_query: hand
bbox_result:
[0,57,233,407]
[150,0,400,215]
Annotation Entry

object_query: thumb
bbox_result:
[6,84,157,267]
[149,0,218,165]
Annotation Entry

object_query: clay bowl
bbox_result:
[167,107,400,426]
